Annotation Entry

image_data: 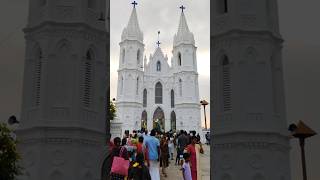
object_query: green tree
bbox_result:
[109,100,116,120]
[0,123,21,180]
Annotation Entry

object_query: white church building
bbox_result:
[115,4,202,135]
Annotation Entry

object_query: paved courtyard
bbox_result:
[161,144,210,180]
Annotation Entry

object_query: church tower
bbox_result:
[116,2,144,134]
[212,0,291,179]
[172,6,201,133]
[17,0,108,179]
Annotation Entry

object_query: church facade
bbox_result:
[212,0,291,179]
[16,0,109,179]
[116,5,201,135]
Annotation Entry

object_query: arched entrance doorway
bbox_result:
[141,110,147,130]
[170,111,176,131]
[153,107,165,132]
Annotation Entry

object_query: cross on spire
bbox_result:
[131,1,138,8]
[156,31,161,47]
[180,5,186,13]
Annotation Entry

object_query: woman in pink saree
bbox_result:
[185,136,204,180]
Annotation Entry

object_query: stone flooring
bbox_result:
[160,145,210,180]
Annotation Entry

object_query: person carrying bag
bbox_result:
[110,137,129,180]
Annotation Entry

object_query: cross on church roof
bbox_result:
[131,1,138,8]
[157,31,161,47]
[180,5,186,13]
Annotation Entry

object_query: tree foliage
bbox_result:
[109,100,116,120]
[0,123,21,180]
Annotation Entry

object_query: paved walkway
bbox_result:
[160,145,210,180]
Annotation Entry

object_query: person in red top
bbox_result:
[185,136,204,180]
[135,136,150,167]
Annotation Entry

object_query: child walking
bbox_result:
[181,153,192,180]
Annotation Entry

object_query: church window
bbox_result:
[155,82,163,104]
[171,90,175,108]
[170,111,176,131]
[179,79,182,96]
[83,50,94,107]
[218,0,228,14]
[120,76,124,94]
[178,52,182,66]
[88,0,97,10]
[136,77,139,95]
[137,50,140,65]
[143,89,147,107]
[222,55,232,111]
[34,47,42,106]
[156,61,161,71]
[122,49,125,64]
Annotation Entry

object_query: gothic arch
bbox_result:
[137,49,140,64]
[153,107,165,132]
[171,89,175,108]
[155,82,163,104]
[221,54,232,111]
[156,61,161,71]
[143,88,147,107]
[178,52,182,66]
[141,110,147,130]
[83,49,95,107]
[136,77,139,95]
[122,49,125,63]
[170,111,176,131]
[179,79,182,96]
[54,39,72,54]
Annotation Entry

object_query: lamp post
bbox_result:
[288,120,317,180]
[200,100,209,130]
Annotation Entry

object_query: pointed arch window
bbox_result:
[171,90,175,108]
[83,50,94,107]
[179,79,182,96]
[170,111,176,131]
[178,52,182,66]
[120,76,124,95]
[137,50,140,65]
[143,89,147,107]
[217,0,228,14]
[222,55,232,111]
[155,82,163,104]
[156,61,161,71]
[136,77,139,95]
[122,49,125,64]
[34,47,42,106]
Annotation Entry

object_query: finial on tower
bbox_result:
[156,31,161,47]
[180,5,186,13]
[132,1,138,8]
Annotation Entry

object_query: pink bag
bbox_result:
[111,147,129,176]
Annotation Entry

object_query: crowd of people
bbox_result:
[108,129,207,180]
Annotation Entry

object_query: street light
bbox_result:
[288,120,317,180]
[200,100,209,130]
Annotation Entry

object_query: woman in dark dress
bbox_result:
[160,134,169,177]
[110,137,129,180]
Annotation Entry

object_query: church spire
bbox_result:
[174,5,195,47]
[121,2,143,42]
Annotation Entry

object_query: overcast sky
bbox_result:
[0,0,319,179]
